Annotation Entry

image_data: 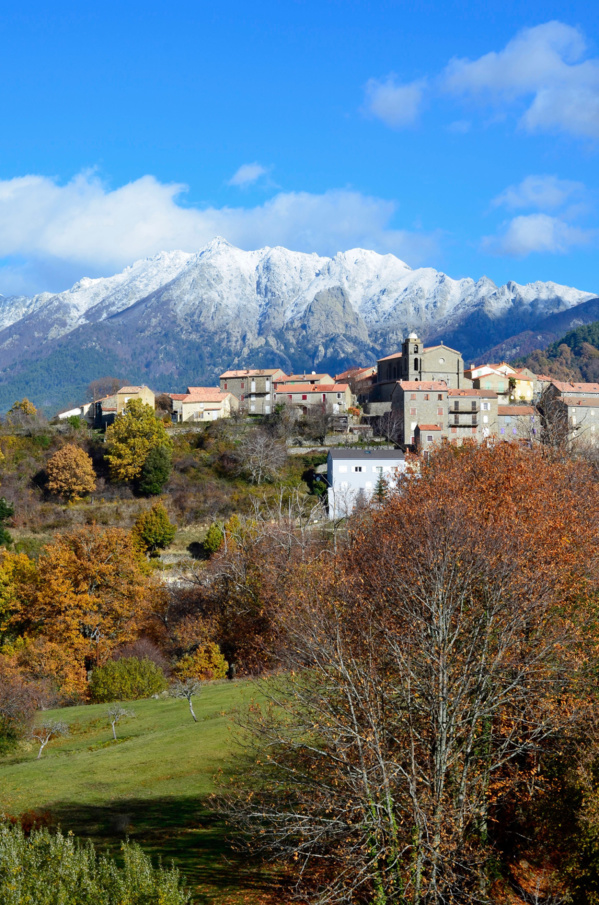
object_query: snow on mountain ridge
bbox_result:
[0,240,594,353]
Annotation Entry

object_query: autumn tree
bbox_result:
[132,502,176,556]
[105,399,172,484]
[0,671,38,753]
[46,444,96,501]
[224,444,599,904]
[21,526,155,695]
[6,398,39,428]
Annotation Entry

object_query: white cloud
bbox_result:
[0,171,439,294]
[228,162,268,187]
[492,174,585,211]
[482,213,595,256]
[363,76,426,128]
[443,21,599,139]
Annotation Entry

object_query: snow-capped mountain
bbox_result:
[0,237,595,411]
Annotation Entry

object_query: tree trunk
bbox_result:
[189,699,198,722]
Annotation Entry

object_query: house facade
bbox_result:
[219,368,286,415]
[92,385,155,428]
[327,449,406,519]
[170,387,239,422]
[275,382,352,413]
[497,405,537,441]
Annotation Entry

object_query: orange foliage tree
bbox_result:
[224,444,599,903]
[14,526,155,696]
[46,444,96,500]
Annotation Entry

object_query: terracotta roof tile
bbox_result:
[498,405,535,415]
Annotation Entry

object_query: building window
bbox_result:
[411,393,416,400]
[482,402,490,411]
[437,407,443,416]
[240,382,244,389]
[414,358,419,370]
[288,394,292,401]
[302,394,307,400]
[224,382,228,390]
[424,393,429,401]
[414,345,419,353]
[427,434,433,442]
[438,394,443,401]
[410,407,417,415]
[353,466,363,472]
[451,427,457,434]
[483,415,488,423]
[471,401,477,411]
[374,466,383,473]
[338,465,348,473]
[337,393,341,399]
[322,394,326,402]
[439,357,445,364]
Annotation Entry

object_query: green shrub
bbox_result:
[89,657,168,703]
[0,822,191,904]
[66,415,82,429]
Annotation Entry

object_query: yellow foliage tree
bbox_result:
[46,444,96,500]
[173,642,228,681]
[8,398,37,417]
[0,551,37,642]
[19,526,155,695]
[105,399,172,483]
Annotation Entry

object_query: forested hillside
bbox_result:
[517,320,599,383]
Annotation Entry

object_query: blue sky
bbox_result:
[0,0,598,294]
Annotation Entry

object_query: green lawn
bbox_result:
[0,680,278,904]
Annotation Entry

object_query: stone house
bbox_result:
[497,404,537,441]
[275,373,333,387]
[414,424,444,451]
[446,388,498,443]
[92,385,155,428]
[327,448,406,519]
[219,368,286,415]
[391,380,449,446]
[170,387,238,422]
[275,382,352,413]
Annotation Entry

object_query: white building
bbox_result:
[327,448,406,519]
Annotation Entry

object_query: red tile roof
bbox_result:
[185,387,231,402]
[377,350,403,362]
[448,388,498,398]
[498,405,535,415]
[396,380,448,391]
[552,380,599,393]
[562,398,599,408]
[418,424,443,431]
[276,383,349,393]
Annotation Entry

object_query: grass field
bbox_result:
[0,680,279,904]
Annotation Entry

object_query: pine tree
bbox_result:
[137,444,172,495]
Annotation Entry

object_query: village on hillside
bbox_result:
[54,331,599,518]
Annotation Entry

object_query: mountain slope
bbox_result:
[0,238,594,412]
[516,320,599,384]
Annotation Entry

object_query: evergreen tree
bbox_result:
[137,444,172,495]
[0,498,14,547]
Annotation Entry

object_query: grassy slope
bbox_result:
[0,681,275,904]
